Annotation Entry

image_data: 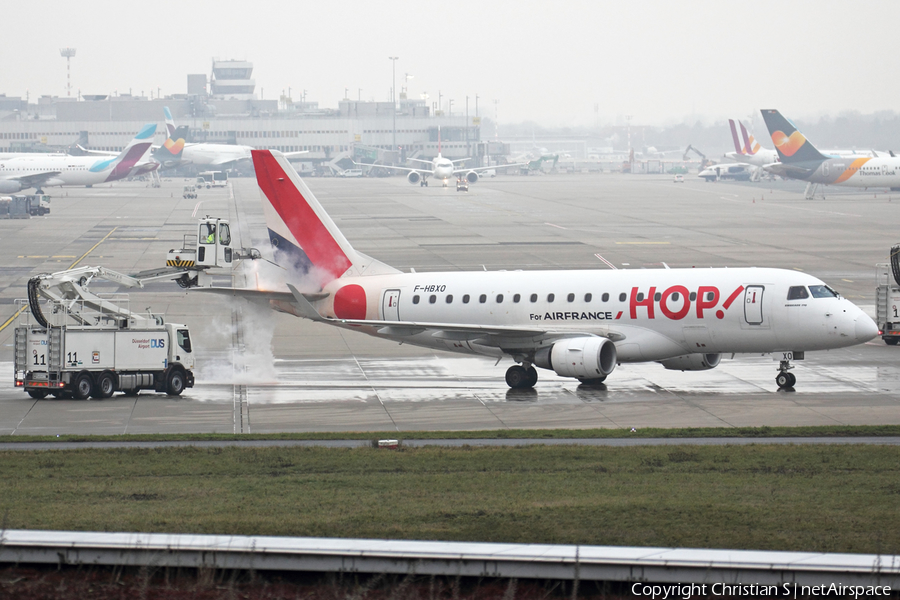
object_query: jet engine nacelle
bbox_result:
[465,171,479,184]
[659,353,721,371]
[533,336,617,380]
[407,171,421,185]
[0,180,24,193]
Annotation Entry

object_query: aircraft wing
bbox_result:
[353,162,433,175]
[71,145,118,157]
[762,162,814,178]
[451,162,529,175]
[8,171,63,189]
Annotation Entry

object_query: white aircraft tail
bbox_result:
[252,150,399,287]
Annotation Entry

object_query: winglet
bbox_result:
[287,283,327,322]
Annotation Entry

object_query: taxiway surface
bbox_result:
[1,173,898,435]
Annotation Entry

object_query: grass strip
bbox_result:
[3,424,900,444]
[1,444,898,554]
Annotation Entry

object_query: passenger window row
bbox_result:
[412,292,622,305]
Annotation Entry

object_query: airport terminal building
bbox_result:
[0,61,498,171]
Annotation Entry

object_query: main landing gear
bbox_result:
[419,180,429,187]
[506,364,538,389]
[776,358,797,390]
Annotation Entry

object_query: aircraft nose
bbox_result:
[855,312,879,343]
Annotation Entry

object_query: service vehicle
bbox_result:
[198,170,228,188]
[456,177,469,192]
[877,252,900,345]
[15,267,195,399]
[183,185,197,199]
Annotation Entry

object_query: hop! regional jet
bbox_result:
[207,150,878,391]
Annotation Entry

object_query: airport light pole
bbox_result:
[60,48,76,97]
[465,96,469,160]
[388,56,398,157]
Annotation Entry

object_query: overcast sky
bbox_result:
[4,0,899,127]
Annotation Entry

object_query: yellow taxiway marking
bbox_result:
[1,228,117,333]
[843,279,854,283]
[544,222,568,230]
[794,267,804,271]
[615,241,671,245]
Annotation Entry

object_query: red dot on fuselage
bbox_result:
[716,310,724,319]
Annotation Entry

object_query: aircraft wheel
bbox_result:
[525,367,538,387]
[776,372,795,389]
[578,377,607,386]
[505,365,532,389]
[73,373,93,400]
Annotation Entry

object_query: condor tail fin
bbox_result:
[252,150,399,287]
[760,109,828,164]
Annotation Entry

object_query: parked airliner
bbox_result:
[207,150,878,391]
[358,130,525,187]
[154,107,306,169]
[0,124,156,193]
[761,109,900,191]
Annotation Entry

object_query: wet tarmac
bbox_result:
[1,174,898,435]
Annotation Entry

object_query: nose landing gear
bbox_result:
[506,364,538,389]
[776,356,799,389]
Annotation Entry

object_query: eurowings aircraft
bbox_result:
[760,109,900,190]
[0,124,157,193]
[209,150,878,391]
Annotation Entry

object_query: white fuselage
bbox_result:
[430,155,455,182]
[0,154,130,188]
[725,148,778,167]
[302,268,874,361]
[182,143,253,166]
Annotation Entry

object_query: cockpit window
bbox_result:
[787,286,809,300]
[809,285,839,299]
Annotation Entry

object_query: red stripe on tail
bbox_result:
[252,150,352,281]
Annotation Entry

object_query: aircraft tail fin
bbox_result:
[252,150,399,287]
[153,124,188,164]
[97,124,156,180]
[164,106,177,138]
[728,120,744,154]
[739,122,763,155]
[760,109,828,163]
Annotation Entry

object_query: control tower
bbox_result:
[210,60,255,100]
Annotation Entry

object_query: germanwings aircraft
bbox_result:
[760,109,900,191]
[725,120,778,167]
[0,124,156,193]
[210,150,878,391]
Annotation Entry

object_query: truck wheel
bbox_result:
[73,373,93,400]
[166,370,186,396]
[93,373,116,399]
[27,389,48,399]
[886,337,899,346]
